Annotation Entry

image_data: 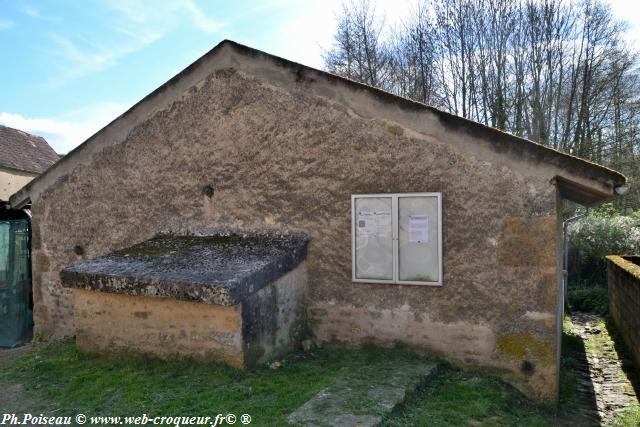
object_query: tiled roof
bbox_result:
[0,125,59,174]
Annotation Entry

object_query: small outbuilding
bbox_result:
[8,40,626,404]
[0,125,59,203]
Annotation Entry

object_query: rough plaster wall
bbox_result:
[31,69,559,402]
[0,167,35,201]
[73,289,244,367]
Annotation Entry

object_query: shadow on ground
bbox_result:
[559,311,640,426]
[604,317,640,399]
[559,320,601,426]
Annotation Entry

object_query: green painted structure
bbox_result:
[0,219,31,347]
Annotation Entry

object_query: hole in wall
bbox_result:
[202,185,215,198]
[520,359,535,376]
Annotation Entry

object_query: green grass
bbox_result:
[383,367,550,426]
[558,315,583,410]
[583,318,611,357]
[2,339,393,422]
[608,404,640,427]
[1,339,555,426]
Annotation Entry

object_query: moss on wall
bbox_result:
[607,255,640,280]
[497,217,556,267]
[496,333,554,367]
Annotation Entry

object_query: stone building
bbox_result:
[7,40,626,404]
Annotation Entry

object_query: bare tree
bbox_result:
[324,0,390,89]
[325,0,640,208]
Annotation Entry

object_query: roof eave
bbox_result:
[554,175,622,206]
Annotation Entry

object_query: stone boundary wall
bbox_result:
[607,255,640,371]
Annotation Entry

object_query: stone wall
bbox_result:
[607,256,640,371]
[24,45,572,403]
[74,288,244,367]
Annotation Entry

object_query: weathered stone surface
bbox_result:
[60,233,308,306]
[288,360,437,426]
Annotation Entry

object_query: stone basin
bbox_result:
[60,233,308,368]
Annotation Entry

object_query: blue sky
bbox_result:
[1,0,638,153]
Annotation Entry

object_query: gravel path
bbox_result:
[568,312,639,425]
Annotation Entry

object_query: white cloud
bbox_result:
[268,0,408,69]
[270,0,342,68]
[0,102,129,154]
[44,0,226,87]
[18,4,61,23]
[47,32,163,87]
[20,4,42,19]
[608,0,640,49]
[179,0,225,33]
[106,0,225,33]
[0,19,14,30]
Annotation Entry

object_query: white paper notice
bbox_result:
[409,215,429,243]
[357,210,391,237]
[374,210,391,236]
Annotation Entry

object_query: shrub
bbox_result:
[566,287,609,315]
[568,205,640,287]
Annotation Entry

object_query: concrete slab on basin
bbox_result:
[60,233,308,306]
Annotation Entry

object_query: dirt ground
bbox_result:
[0,344,57,415]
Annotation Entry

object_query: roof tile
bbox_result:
[0,125,59,173]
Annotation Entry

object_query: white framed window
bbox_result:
[351,193,442,286]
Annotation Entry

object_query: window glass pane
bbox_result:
[398,196,439,282]
[354,197,393,280]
